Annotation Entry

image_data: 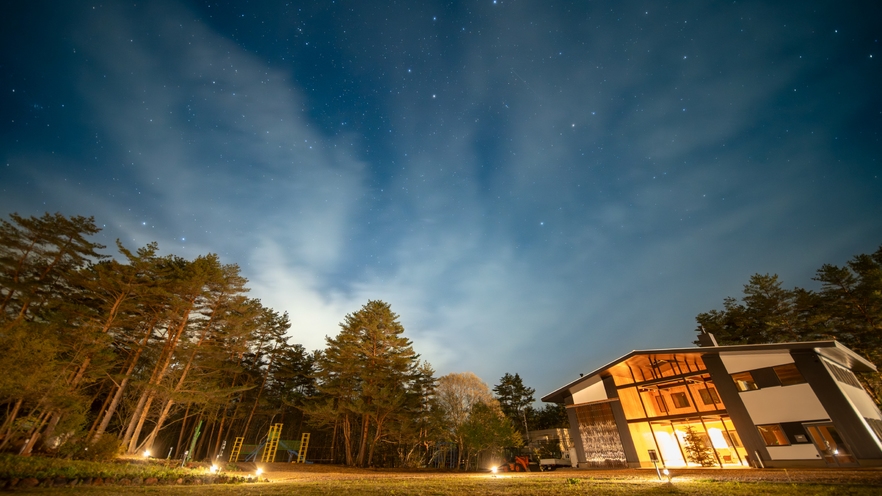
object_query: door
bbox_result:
[805,423,858,466]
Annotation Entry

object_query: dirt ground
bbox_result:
[236,461,882,485]
[8,462,882,495]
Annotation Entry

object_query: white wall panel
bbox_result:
[719,352,794,373]
[570,378,607,405]
[766,444,822,461]
[840,383,882,420]
[740,384,828,424]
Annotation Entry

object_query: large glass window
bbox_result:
[702,417,745,466]
[655,395,669,414]
[612,353,708,386]
[617,387,646,419]
[650,421,686,466]
[684,375,723,413]
[639,389,668,417]
[698,387,720,405]
[627,422,658,467]
[731,372,759,392]
[757,424,790,446]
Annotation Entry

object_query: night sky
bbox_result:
[2,1,880,398]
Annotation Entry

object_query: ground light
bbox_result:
[143,450,151,458]
[209,464,219,473]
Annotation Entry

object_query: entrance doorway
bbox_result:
[805,423,857,466]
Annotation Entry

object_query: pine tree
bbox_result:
[682,426,716,467]
[493,373,535,437]
[310,300,421,467]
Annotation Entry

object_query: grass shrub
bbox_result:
[56,434,122,461]
[0,453,198,481]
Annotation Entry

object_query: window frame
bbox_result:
[756,424,790,446]
[670,392,690,408]
[698,387,720,405]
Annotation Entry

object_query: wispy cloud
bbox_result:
[4,1,879,397]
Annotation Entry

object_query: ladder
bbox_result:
[295,432,310,463]
[229,437,244,462]
[262,423,284,463]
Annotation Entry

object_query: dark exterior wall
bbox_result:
[603,376,639,466]
[702,353,771,467]
[791,351,882,461]
[563,396,586,464]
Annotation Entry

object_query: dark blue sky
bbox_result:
[2,1,880,398]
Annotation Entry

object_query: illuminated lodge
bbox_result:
[541,337,882,468]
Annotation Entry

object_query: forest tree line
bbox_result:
[695,243,882,399]
[0,212,565,467]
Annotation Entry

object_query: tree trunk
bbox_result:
[142,396,176,451]
[175,403,190,459]
[213,414,227,459]
[19,410,51,456]
[0,398,23,450]
[242,348,275,438]
[341,414,353,466]
[356,413,369,467]
[329,415,338,464]
[93,317,156,442]
[125,306,194,454]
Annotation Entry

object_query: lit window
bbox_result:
[731,372,758,392]
[655,395,668,413]
[756,424,789,446]
[699,387,720,405]
[671,392,690,408]
[773,364,806,386]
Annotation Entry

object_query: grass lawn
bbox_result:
[7,471,882,495]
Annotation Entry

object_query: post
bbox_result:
[648,449,661,480]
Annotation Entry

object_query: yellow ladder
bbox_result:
[229,437,244,462]
[295,432,310,463]
[262,423,283,463]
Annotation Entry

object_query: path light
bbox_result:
[491,466,497,474]
[210,464,219,473]
[663,469,672,483]
[143,449,151,458]
[256,468,263,477]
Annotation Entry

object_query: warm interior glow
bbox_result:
[708,428,728,449]
[654,431,685,466]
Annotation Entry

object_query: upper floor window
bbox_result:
[773,363,806,386]
[731,371,758,392]
[670,392,690,408]
[698,387,720,405]
[756,424,789,446]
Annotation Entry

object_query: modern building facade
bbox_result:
[541,338,882,468]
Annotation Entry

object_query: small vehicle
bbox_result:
[492,448,540,472]
[538,456,571,471]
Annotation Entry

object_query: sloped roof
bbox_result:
[541,340,876,404]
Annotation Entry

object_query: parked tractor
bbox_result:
[491,448,540,473]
